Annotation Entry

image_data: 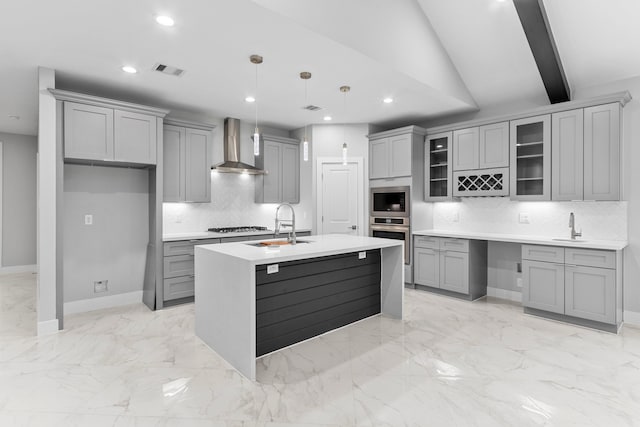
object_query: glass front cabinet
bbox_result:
[509,114,551,200]
[424,131,453,201]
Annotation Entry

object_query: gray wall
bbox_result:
[63,164,149,302]
[487,242,522,292]
[0,132,37,267]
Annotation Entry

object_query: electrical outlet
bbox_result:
[516,278,523,288]
[452,212,460,222]
[93,280,108,293]
[175,215,182,224]
[359,251,367,259]
[84,214,93,225]
[267,264,279,274]
[518,213,530,224]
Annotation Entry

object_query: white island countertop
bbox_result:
[163,229,312,242]
[413,229,627,251]
[196,234,405,264]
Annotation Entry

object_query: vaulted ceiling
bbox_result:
[0,0,638,136]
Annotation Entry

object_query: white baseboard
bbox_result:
[64,291,143,315]
[487,287,522,303]
[624,310,640,327]
[0,264,37,274]
[37,318,59,336]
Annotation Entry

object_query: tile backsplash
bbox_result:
[430,198,627,241]
[163,172,312,234]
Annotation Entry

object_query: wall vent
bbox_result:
[302,105,322,111]
[153,63,186,77]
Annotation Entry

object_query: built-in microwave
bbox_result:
[370,186,410,217]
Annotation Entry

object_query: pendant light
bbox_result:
[340,85,350,165]
[250,54,263,156]
[300,71,311,162]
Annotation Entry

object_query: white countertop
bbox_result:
[163,229,312,242]
[195,234,404,264]
[413,229,627,251]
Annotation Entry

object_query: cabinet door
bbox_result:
[510,115,551,200]
[281,143,300,203]
[522,260,564,314]
[439,250,469,294]
[452,127,479,171]
[369,138,389,179]
[565,265,616,324]
[425,132,453,201]
[185,128,211,202]
[389,134,412,177]
[414,248,439,287]
[64,101,114,161]
[114,110,157,164]
[163,125,185,202]
[584,103,620,201]
[479,122,509,169]
[552,109,584,201]
[262,141,282,203]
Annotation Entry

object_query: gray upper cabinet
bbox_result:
[64,102,114,161]
[510,114,551,200]
[114,110,157,164]
[478,121,509,169]
[584,103,620,201]
[552,109,584,201]
[163,120,214,203]
[63,100,161,165]
[452,127,479,171]
[425,131,453,201]
[369,127,424,179]
[255,135,300,204]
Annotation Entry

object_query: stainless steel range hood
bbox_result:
[211,117,265,175]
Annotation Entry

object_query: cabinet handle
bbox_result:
[552,263,564,267]
[189,275,195,278]
[565,264,577,268]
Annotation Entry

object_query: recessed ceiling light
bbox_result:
[155,15,175,26]
[8,115,20,120]
[245,96,255,103]
[122,66,138,74]
[383,97,394,104]
[323,116,332,121]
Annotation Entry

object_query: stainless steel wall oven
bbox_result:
[369,186,410,264]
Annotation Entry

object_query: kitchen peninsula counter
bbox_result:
[195,234,404,380]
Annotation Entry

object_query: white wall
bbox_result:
[63,164,149,303]
[310,123,370,234]
[0,132,37,268]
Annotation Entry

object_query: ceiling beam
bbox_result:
[513,0,570,103]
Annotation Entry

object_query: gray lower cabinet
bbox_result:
[255,135,300,204]
[413,235,487,300]
[162,238,220,301]
[63,100,159,165]
[163,120,214,203]
[522,245,618,328]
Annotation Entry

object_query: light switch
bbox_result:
[518,213,530,224]
[84,214,93,225]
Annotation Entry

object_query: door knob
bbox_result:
[351,225,357,230]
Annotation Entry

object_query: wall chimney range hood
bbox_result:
[212,118,265,174]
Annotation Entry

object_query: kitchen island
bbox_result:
[194,234,404,380]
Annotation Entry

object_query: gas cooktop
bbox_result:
[207,226,269,233]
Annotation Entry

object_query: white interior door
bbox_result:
[318,160,361,235]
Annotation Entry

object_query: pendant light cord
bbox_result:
[255,63,259,133]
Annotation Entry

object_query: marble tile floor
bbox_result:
[1,272,640,426]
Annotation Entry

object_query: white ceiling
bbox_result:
[1,0,638,137]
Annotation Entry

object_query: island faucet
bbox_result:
[275,203,296,244]
[569,212,582,240]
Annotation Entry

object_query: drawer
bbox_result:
[522,245,564,263]
[193,238,221,246]
[440,238,469,253]
[164,276,195,301]
[164,240,195,256]
[565,248,615,269]
[414,235,439,249]
[221,235,260,243]
[163,254,194,278]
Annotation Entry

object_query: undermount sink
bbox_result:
[246,239,312,247]
[552,238,589,243]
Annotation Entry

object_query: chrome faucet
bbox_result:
[275,203,296,244]
[569,212,582,240]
